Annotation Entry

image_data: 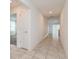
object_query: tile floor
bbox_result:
[10,36,66,59]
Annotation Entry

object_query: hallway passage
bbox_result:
[11,36,66,59]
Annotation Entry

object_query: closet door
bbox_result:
[17,8,30,49]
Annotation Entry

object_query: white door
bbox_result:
[17,8,30,49]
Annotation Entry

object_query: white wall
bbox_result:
[20,0,48,50]
[11,0,48,50]
[60,0,68,57]
[30,9,48,49]
[48,17,60,24]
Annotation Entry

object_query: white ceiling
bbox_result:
[11,0,65,17]
[32,0,65,17]
[10,0,19,9]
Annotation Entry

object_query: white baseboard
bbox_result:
[42,33,49,40]
[28,33,49,51]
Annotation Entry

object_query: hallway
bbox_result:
[11,36,66,59]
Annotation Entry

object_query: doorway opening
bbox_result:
[10,14,17,45]
[52,24,60,40]
[48,23,60,40]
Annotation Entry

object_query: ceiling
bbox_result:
[10,0,22,9]
[32,0,65,17]
[10,0,65,17]
[10,0,19,8]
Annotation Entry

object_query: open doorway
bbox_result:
[48,23,60,40]
[48,17,60,40]
[10,14,17,45]
[52,24,60,40]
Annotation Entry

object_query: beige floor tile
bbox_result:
[32,53,46,59]
[21,55,33,59]
[11,37,66,59]
[46,54,59,59]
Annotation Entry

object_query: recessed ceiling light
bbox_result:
[49,11,52,14]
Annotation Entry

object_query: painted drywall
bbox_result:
[60,0,68,57]
[30,9,48,49]
[20,0,48,50]
[11,0,48,50]
[48,17,60,24]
